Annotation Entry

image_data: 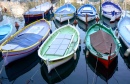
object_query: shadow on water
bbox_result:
[40,46,81,84]
[4,50,40,82]
[101,15,119,30]
[53,17,76,28]
[119,37,130,69]
[77,18,96,32]
[85,52,118,82]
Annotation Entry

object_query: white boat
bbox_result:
[77,4,97,22]
[101,1,122,22]
[117,13,130,56]
[54,3,76,23]
[0,19,50,66]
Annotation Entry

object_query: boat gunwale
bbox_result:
[0,19,50,52]
[38,24,80,61]
[85,23,121,60]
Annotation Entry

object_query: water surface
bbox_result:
[0,1,130,84]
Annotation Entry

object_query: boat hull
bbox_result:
[23,2,53,25]
[87,50,117,68]
[78,15,95,22]
[77,4,97,22]
[38,24,80,73]
[85,23,121,69]
[55,15,74,22]
[1,19,50,66]
[24,14,44,25]
[102,1,122,21]
[3,33,49,66]
[86,54,118,81]
[45,54,74,73]
[102,13,121,20]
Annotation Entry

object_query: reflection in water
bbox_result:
[53,17,76,28]
[85,54,118,82]
[102,16,119,30]
[77,18,96,32]
[40,46,81,84]
[5,51,40,82]
[119,37,130,69]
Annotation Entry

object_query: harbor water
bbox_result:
[0,0,130,84]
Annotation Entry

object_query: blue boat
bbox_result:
[102,1,122,22]
[117,14,130,56]
[54,3,76,23]
[0,24,14,44]
[77,4,97,22]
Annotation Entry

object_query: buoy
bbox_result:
[74,52,77,60]
[15,22,19,31]
[124,48,130,57]
[73,19,78,26]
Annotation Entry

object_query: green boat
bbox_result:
[38,24,80,73]
[85,23,121,68]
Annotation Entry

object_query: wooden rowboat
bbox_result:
[85,23,121,68]
[0,19,50,66]
[38,24,80,73]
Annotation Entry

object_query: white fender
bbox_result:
[86,50,89,56]
[124,48,130,57]
[74,52,77,60]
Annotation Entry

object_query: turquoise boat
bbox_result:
[85,23,121,68]
[38,24,80,73]
[0,24,14,44]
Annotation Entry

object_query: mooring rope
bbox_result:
[54,68,65,84]
[113,75,119,84]
[26,62,44,84]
